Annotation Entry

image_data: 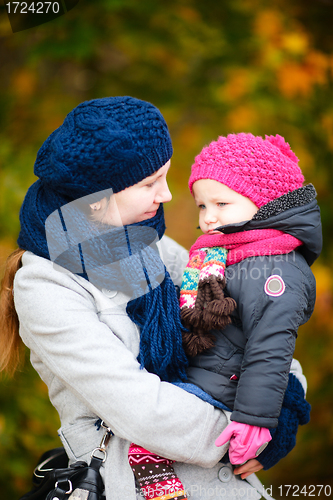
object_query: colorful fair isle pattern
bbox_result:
[179,247,228,310]
[129,444,187,500]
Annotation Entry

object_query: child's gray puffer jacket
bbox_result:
[186,185,322,428]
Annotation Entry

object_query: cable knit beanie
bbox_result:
[189,133,304,207]
[18,96,173,256]
[33,95,173,199]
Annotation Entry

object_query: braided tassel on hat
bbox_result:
[180,247,236,357]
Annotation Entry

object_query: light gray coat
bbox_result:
[14,236,283,500]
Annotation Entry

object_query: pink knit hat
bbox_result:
[189,133,304,208]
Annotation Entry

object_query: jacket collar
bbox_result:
[214,185,322,266]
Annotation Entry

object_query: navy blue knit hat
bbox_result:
[33,95,173,198]
[18,96,173,257]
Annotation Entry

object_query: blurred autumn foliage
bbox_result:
[0,0,333,498]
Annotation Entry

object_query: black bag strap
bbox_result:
[32,448,69,487]
[19,421,113,500]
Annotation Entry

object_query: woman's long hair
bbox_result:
[0,248,25,375]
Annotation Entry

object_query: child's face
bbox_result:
[192,179,258,234]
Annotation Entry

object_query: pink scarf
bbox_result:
[180,229,303,357]
[189,229,303,265]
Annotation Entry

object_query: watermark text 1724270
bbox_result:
[5,1,80,33]
[278,484,332,497]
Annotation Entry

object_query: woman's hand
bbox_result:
[233,459,263,479]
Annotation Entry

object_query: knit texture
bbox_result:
[180,229,302,356]
[180,247,228,310]
[17,96,188,383]
[180,247,236,356]
[175,374,311,470]
[218,373,311,468]
[190,229,303,266]
[18,96,173,259]
[34,96,172,197]
[258,373,311,470]
[129,444,187,500]
[173,382,231,412]
[189,133,304,208]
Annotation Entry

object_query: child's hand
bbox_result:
[215,422,272,465]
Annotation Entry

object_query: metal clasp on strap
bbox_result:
[91,421,114,462]
[55,479,73,494]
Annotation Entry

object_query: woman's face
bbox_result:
[90,160,172,226]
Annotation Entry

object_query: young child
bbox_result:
[179,132,321,465]
[129,133,317,500]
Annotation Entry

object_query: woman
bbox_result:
[0,96,308,500]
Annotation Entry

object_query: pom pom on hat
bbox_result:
[265,134,299,164]
[189,133,304,208]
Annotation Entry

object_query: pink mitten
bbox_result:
[215,422,272,465]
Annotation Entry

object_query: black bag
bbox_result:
[20,424,113,500]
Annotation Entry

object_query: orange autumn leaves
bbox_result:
[254,9,333,98]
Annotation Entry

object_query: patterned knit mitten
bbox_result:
[129,443,187,500]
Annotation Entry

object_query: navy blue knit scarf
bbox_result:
[18,182,188,382]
